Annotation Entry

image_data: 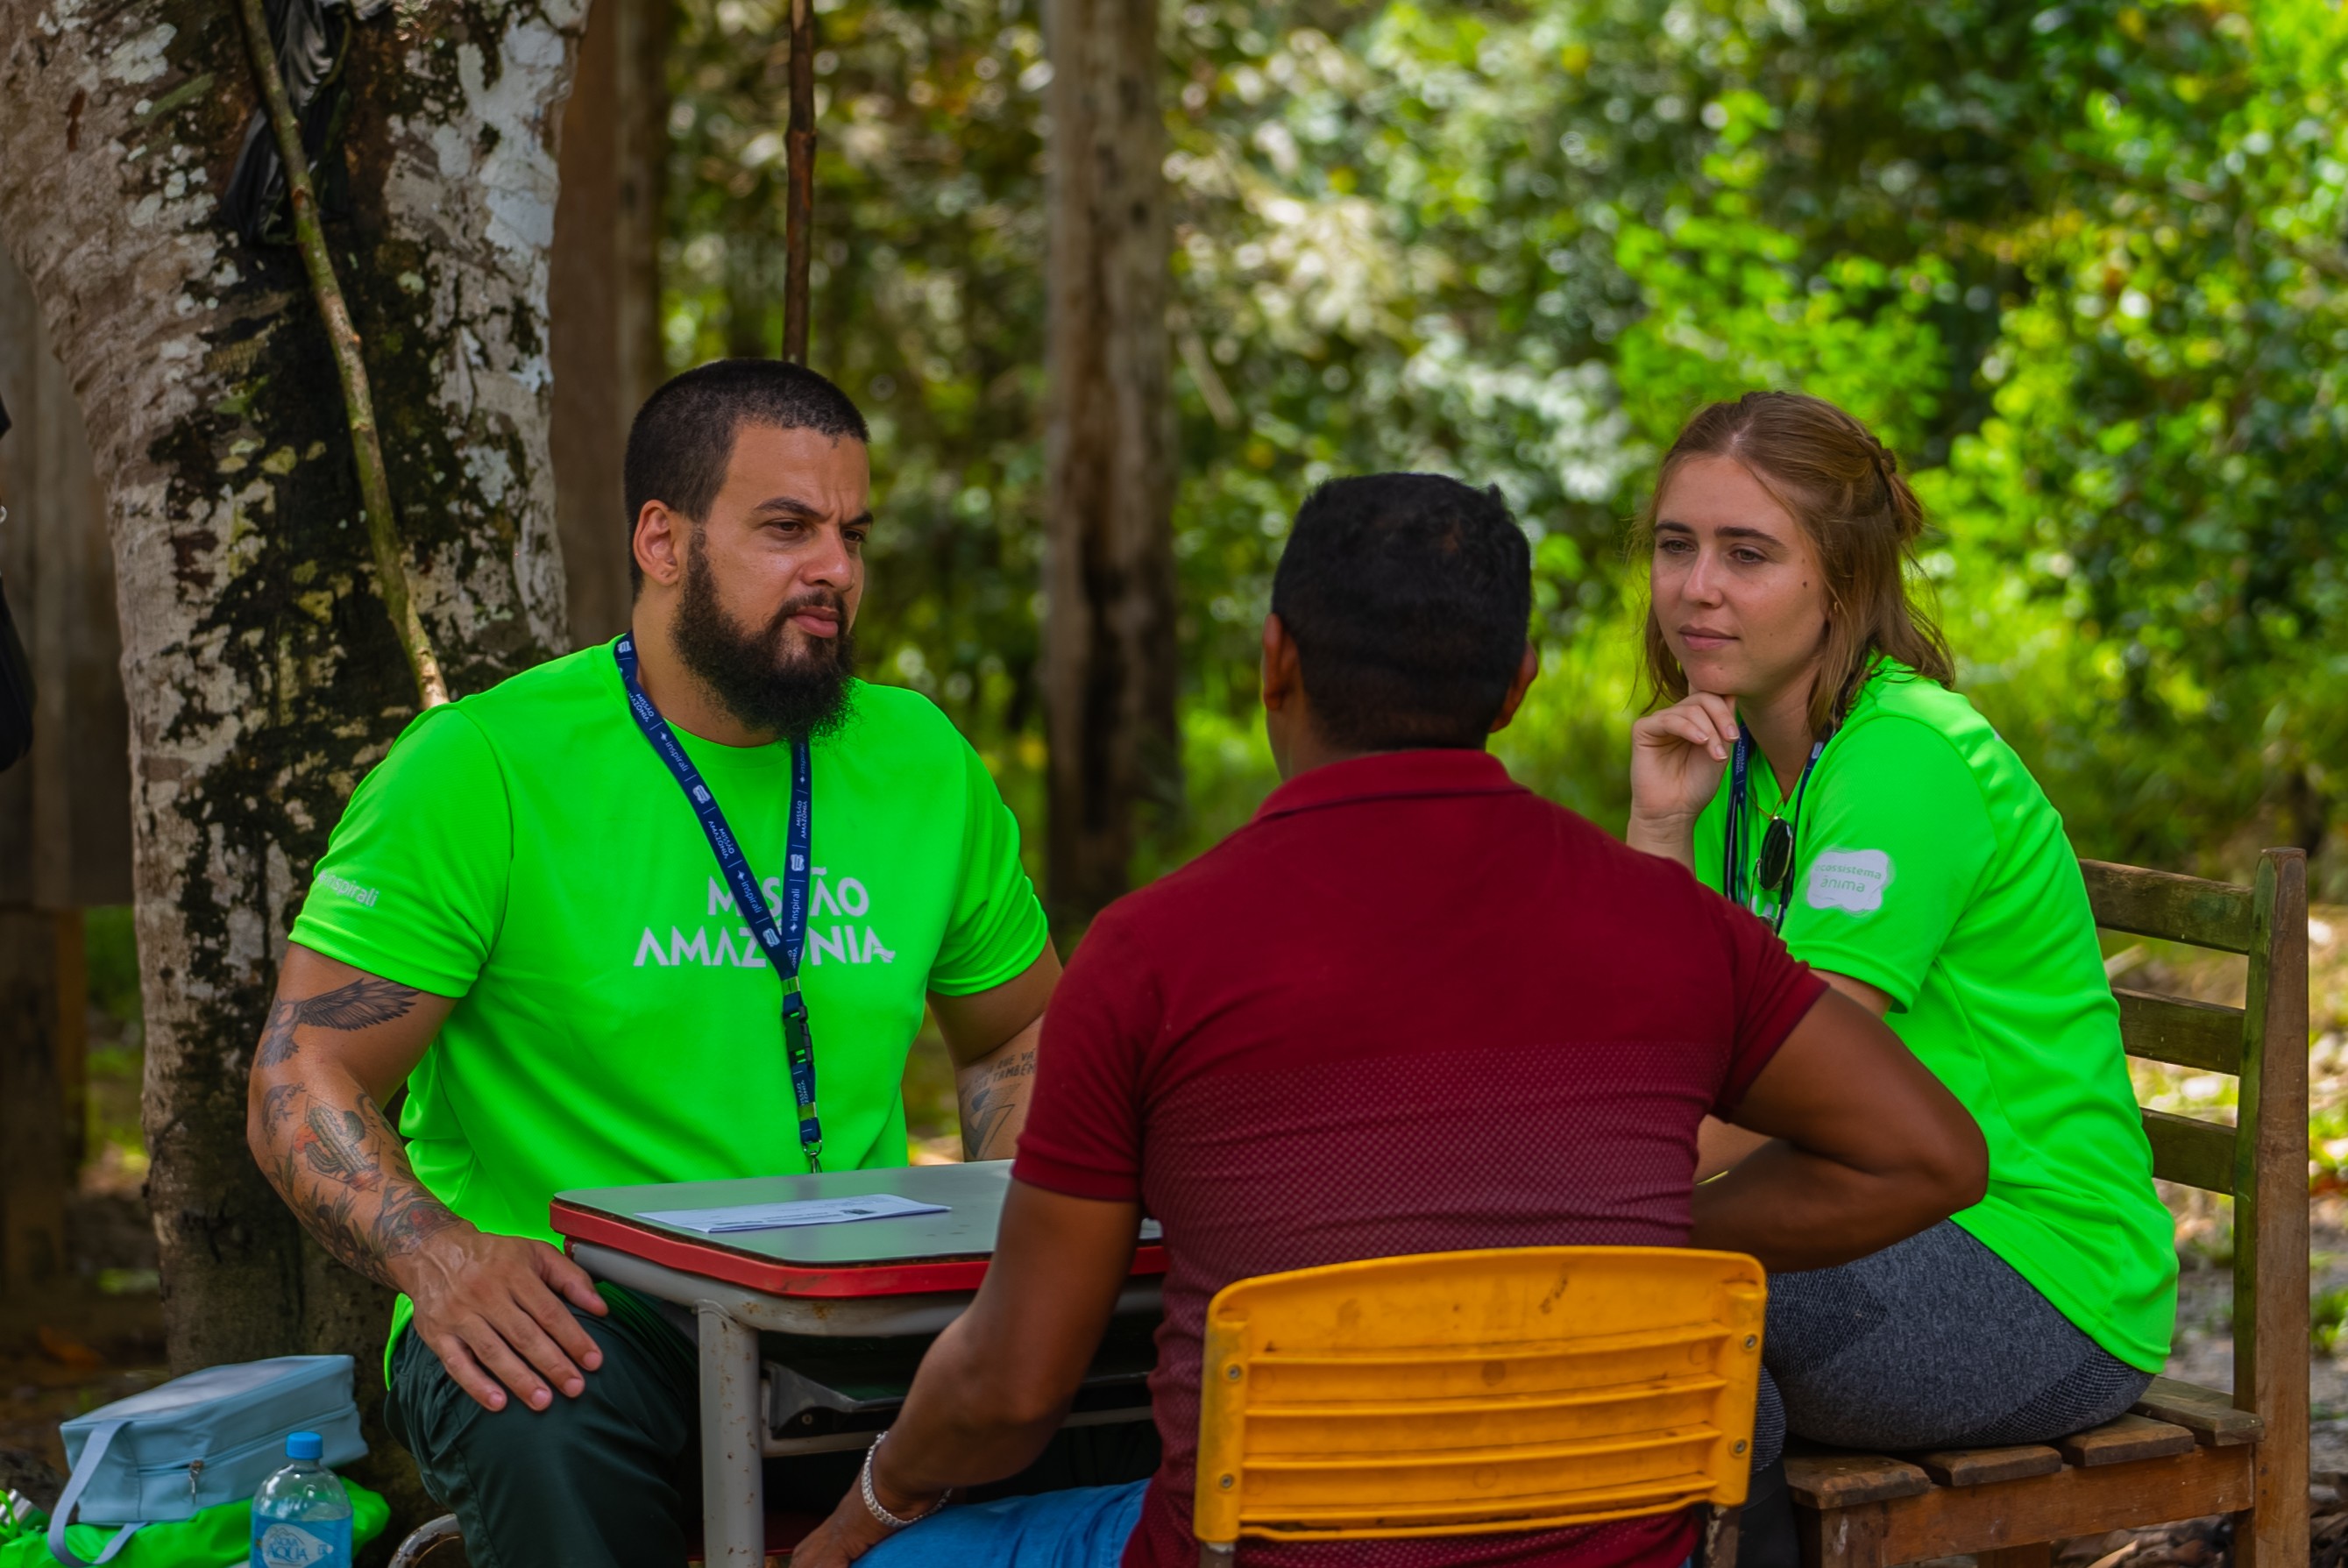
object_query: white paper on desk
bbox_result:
[641,1193,949,1235]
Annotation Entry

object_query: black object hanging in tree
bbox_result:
[223,0,390,245]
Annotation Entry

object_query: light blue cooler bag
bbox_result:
[46,1356,365,1566]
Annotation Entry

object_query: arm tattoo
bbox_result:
[958,1045,1038,1160]
[258,1085,458,1288]
[377,1180,462,1255]
[294,1104,382,1192]
[256,976,422,1068]
[260,1083,305,1134]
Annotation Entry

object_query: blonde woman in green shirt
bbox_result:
[1622,392,2176,1560]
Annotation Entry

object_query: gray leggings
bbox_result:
[1750,1220,2153,1470]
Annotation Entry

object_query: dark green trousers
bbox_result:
[385,1285,706,1568]
[383,1284,1158,1568]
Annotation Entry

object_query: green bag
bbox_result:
[0,1479,386,1568]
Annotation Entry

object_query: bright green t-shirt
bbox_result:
[1693,660,2176,1372]
[288,640,1049,1359]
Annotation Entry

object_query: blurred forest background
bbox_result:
[30,0,2348,1203]
[670,0,2344,893]
[11,0,2348,1525]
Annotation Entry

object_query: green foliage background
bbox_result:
[665,0,2347,894]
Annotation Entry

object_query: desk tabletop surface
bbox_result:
[552,1161,1166,1298]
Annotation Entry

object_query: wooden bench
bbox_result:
[1785,849,2310,1567]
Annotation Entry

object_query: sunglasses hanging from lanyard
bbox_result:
[1723,725,1830,934]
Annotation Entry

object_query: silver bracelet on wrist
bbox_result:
[860,1430,950,1531]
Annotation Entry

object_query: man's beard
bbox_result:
[670,543,857,743]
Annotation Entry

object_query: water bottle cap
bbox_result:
[286,1431,323,1462]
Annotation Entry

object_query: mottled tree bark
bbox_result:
[1042,0,1180,931]
[0,0,583,1529]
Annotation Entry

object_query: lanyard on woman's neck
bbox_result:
[1724,724,1828,933]
[614,635,824,1172]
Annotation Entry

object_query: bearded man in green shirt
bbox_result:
[245,360,1061,1567]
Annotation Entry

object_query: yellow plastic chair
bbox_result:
[1193,1247,1765,1566]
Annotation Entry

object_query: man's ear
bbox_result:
[633,502,688,589]
[1260,613,1308,781]
[1488,642,1542,734]
[1260,613,1302,713]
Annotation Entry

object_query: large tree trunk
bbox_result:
[0,244,133,1279]
[550,0,668,649]
[0,0,583,1529]
[1042,0,1181,931]
[0,250,134,919]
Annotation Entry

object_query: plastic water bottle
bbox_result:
[250,1431,351,1568]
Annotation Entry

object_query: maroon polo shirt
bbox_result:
[1014,749,1826,1568]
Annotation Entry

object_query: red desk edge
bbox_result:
[551,1199,1169,1299]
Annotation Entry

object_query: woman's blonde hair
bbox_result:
[1631,391,1955,737]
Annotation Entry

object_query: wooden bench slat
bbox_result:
[2056,1413,2198,1467]
[2082,859,2255,954]
[1913,1444,2063,1486]
[2116,988,2244,1075]
[2142,1108,2235,1192]
[1871,1444,2256,1563]
[1784,1451,1933,1508]
[2129,1375,2265,1447]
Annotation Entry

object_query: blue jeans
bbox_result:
[858,1479,1148,1568]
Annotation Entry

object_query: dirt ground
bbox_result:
[10,1160,2347,1567]
[10,1216,2341,1566]
[0,1188,167,1496]
[2166,1203,2348,1477]
[6,917,2343,1564]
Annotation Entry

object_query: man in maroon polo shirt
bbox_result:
[794,473,1987,1568]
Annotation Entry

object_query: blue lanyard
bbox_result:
[614,635,823,1172]
[1724,724,1827,933]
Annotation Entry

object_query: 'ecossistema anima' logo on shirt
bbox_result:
[632,873,897,969]
[1804,848,1894,914]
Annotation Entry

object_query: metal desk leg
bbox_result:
[698,1302,764,1567]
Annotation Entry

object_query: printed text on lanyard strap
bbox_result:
[614,635,823,1171]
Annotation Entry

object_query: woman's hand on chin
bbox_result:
[1626,690,1740,867]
